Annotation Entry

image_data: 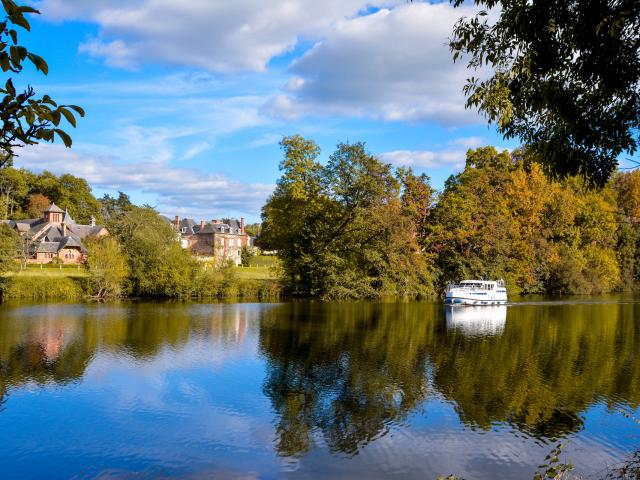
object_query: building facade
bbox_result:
[172,216,252,266]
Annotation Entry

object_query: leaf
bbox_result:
[58,107,76,127]
[67,105,85,117]
[9,13,30,31]
[17,6,39,14]
[42,94,57,107]
[8,29,17,45]
[0,53,9,72]
[26,53,48,74]
[9,45,25,67]
[5,78,15,95]
[54,129,72,147]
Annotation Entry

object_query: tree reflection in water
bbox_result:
[260,301,640,457]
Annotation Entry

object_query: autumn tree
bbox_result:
[26,192,48,218]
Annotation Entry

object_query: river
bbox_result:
[0,297,638,479]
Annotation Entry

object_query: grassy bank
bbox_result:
[1,264,282,301]
[2,274,86,300]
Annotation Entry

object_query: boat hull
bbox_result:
[444,296,508,305]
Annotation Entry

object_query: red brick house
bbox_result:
[7,203,108,264]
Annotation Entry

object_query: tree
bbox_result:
[0,222,18,273]
[85,236,129,299]
[99,191,133,221]
[449,0,640,186]
[261,136,435,299]
[243,222,261,237]
[108,206,198,297]
[0,1,84,165]
[26,192,48,218]
[0,166,26,217]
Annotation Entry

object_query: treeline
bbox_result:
[0,168,103,223]
[260,136,640,299]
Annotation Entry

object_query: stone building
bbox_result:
[172,216,252,266]
[7,203,108,264]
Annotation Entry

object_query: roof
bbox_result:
[59,235,86,252]
[35,242,59,253]
[44,203,64,213]
[63,209,77,226]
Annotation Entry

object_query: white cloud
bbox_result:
[265,2,484,125]
[16,144,274,219]
[379,148,467,170]
[37,0,394,72]
[450,136,485,149]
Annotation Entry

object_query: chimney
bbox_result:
[90,216,96,227]
[200,219,205,229]
[174,215,179,228]
[240,217,245,234]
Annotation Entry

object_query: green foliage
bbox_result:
[0,167,103,222]
[0,222,17,274]
[31,170,102,223]
[240,245,251,266]
[0,1,84,163]
[449,0,639,186]
[261,136,435,299]
[193,262,281,300]
[2,274,83,300]
[243,222,261,237]
[99,191,133,221]
[86,236,129,299]
[108,206,199,298]
[533,444,574,480]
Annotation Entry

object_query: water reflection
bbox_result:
[0,300,638,477]
[445,305,507,336]
[259,301,640,456]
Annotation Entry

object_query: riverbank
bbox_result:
[1,264,282,301]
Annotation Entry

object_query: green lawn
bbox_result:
[8,266,89,278]
[234,265,279,280]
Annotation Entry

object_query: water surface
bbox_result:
[0,298,638,479]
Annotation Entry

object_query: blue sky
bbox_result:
[13,0,516,222]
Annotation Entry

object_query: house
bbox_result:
[7,203,108,264]
[172,216,253,266]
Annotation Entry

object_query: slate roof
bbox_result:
[59,235,87,253]
[44,203,64,213]
[34,242,59,254]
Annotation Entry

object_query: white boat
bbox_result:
[445,305,507,336]
[444,279,507,305]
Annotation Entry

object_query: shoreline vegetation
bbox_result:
[0,141,638,302]
[260,137,640,300]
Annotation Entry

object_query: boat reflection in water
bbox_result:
[445,305,507,336]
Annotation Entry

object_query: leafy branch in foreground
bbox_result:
[0,0,84,167]
[448,0,639,187]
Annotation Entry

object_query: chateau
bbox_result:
[171,216,252,266]
[5,203,108,264]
